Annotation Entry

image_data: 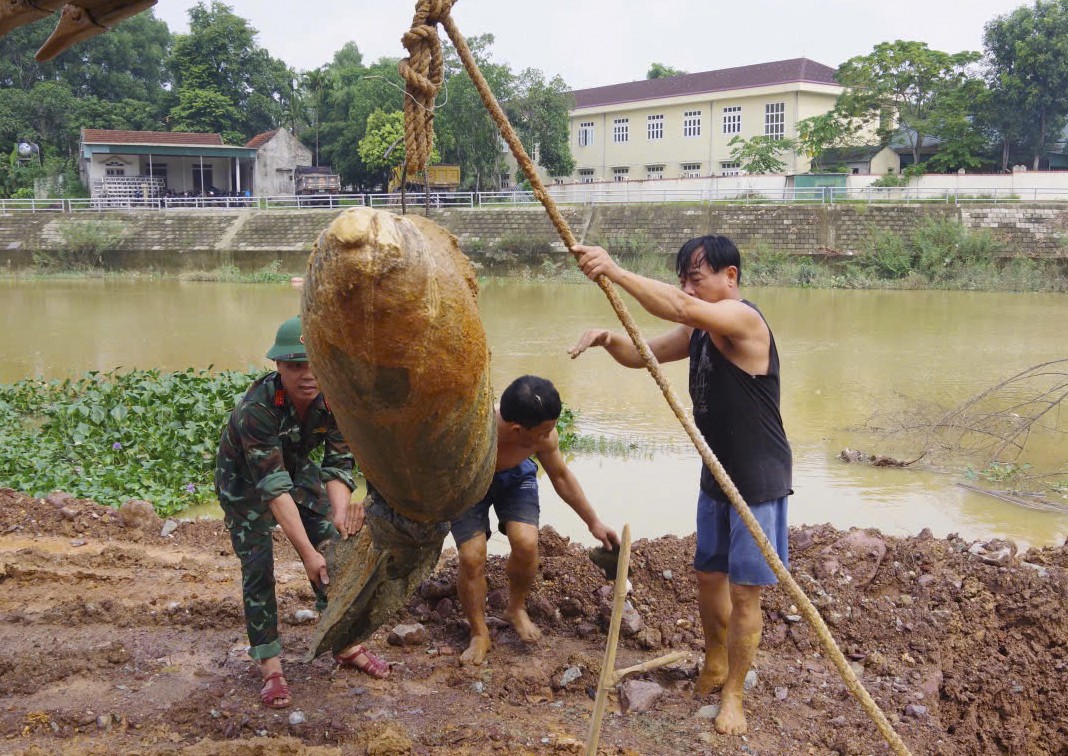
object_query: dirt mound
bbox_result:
[1,488,1066,754]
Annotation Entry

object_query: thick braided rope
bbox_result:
[404,3,912,753]
[399,0,450,173]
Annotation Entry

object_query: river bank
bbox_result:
[1,488,1065,755]
[2,204,1067,293]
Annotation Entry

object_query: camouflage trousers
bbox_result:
[226,503,338,661]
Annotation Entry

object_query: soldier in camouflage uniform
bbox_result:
[215,315,390,710]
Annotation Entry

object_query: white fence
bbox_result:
[7,174,1068,214]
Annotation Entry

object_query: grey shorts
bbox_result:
[450,458,539,546]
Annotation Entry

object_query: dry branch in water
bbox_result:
[862,359,1068,497]
[928,358,1068,461]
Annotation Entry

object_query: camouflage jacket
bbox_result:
[214,371,355,528]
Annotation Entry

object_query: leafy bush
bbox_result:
[862,229,913,278]
[494,233,553,261]
[869,174,909,188]
[36,220,125,270]
[0,368,261,515]
[913,218,1000,281]
[746,243,793,283]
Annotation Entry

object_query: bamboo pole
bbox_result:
[586,524,632,755]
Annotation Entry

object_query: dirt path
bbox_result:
[1,488,1065,755]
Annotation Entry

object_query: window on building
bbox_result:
[613,118,629,143]
[104,159,126,177]
[647,114,664,140]
[147,163,167,181]
[646,164,664,180]
[765,102,785,139]
[719,161,742,176]
[612,167,629,182]
[578,121,595,147]
[683,110,702,137]
[680,162,702,178]
[578,169,594,184]
[722,106,741,135]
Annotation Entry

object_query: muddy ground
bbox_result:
[0,488,1065,756]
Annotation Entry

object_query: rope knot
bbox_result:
[399,0,455,174]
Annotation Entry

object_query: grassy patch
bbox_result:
[33,220,125,271]
[179,260,295,283]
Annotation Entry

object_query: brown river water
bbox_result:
[2,278,1066,551]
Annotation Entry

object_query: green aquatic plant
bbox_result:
[0,368,634,517]
[0,368,262,516]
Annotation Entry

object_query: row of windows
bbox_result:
[579,102,788,146]
[577,161,742,182]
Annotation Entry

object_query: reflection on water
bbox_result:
[3,278,1067,550]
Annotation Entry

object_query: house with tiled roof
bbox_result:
[79,129,258,202]
[79,128,320,202]
[565,58,843,182]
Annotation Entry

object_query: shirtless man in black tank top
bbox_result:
[568,236,792,737]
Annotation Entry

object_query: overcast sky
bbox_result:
[152,0,1031,90]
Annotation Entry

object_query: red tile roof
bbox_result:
[81,129,225,146]
[245,129,279,149]
[572,58,839,109]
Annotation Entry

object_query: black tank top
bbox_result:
[688,300,792,504]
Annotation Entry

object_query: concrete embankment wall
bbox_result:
[1,204,1065,272]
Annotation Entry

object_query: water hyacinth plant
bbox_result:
[0,368,612,517]
[0,368,261,516]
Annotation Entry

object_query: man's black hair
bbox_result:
[500,375,561,428]
[675,235,742,285]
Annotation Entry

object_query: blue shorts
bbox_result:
[450,459,540,546]
[694,490,789,586]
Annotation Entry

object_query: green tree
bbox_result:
[505,69,575,178]
[316,51,404,189]
[796,113,857,171]
[983,0,1068,170]
[358,110,407,173]
[835,41,981,168]
[301,66,334,165]
[166,2,294,140]
[58,12,171,103]
[647,62,687,79]
[923,83,989,173]
[727,135,798,174]
[435,34,515,191]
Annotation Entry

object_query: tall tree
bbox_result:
[315,49,405,189]
[835,41,981,168]
[983,0,1068,170]
[505,69,575,178]
[166,2,293,141]
[301,67,333,165]
[434,34,514,191]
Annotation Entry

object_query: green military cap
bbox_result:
[266,315,308,362]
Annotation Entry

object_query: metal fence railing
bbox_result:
[5,186,1068,215]
[366,192,475,209]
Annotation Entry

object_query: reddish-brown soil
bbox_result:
[1,488,1065,755]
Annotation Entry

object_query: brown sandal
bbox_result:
[260,671,291,708]
[335,644,391,679]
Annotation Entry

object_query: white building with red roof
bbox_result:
[564,58,843,182]
[78,129,292,202]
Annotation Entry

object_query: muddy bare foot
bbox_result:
[714,692,747,735]
[695,651,728,697]
[503,607,542,643]
[460,633,492,665]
